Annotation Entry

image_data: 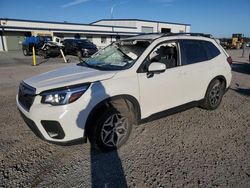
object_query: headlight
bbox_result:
[41,84,90,105]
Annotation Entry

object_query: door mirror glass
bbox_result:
[148,62,166,73]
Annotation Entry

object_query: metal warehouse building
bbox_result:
[0,18,190,51]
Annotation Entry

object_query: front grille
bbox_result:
[18,82,36,111]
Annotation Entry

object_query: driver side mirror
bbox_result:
[148,62,166,73]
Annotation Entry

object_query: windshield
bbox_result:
[82,41,149,70]
[77,40,96,48]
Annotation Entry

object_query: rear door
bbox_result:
[178,39,211,101]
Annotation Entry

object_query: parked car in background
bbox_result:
[246,42,250,47]
[22,36,62,58]
[63,39,98,58]
[17,33,232,152]
[39,37,63,59]
[22,36,52,56]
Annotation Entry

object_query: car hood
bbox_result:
[23,65,117,94]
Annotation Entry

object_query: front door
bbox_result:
[137,41,189,118]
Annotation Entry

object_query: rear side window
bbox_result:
[202,41,220,59]
[180,40,208,65]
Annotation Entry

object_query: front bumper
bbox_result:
[16,94,91,144]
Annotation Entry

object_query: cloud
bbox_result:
[111,1,129,18]
[61,0,90,8]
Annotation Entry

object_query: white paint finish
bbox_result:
[148,62,166,72]
[23,65,117,94]
[16,93,90,141]
[138,67,189,117]
[16,35,231,144]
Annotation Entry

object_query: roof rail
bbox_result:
[162,32,212,38]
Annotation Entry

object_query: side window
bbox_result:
[101,36,107,44]
[202,41,221,60]
[180,40,208,65]
[73,42,77,47]
[142,26,153,33]
[66,41,70,46]
[142,42,178,72]
[65,41,70,47]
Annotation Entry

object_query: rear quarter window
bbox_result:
[180,40,221,66]
[180,40,208,65]
[202,41,221,60]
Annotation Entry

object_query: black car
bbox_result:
[63,39,98,58]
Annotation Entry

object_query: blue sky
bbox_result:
[0,0,249,38]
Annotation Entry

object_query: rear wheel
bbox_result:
[201,79,225,110]
[23,48,30,56]
[83,50,89,58]
[88,101,134,152]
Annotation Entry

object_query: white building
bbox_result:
[0,18,190,51]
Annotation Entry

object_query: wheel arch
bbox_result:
[84,94,141,136]
[204,75,227,97]
[210,75,227,88]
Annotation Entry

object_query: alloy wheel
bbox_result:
[209,82,222,107]
[101,113,129,147]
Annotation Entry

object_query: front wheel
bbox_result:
[89,102,134,152]
[23,48,30,56]
[201,79,225,110]
[41,51,48,59]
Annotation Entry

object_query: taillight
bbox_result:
[227,56,233,65]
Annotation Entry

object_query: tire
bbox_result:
[83,50,89,58]
[88,101,134,152]
[201,79,225,110]
[23,48,30,56]
[42,51,48,59]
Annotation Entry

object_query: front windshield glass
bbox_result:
[83,41,149,70]
[77,40,95,48]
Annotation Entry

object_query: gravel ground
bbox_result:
[0,49,250,188]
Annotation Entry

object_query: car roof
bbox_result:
[121,33,213,42]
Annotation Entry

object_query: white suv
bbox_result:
[17,33,232,152]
